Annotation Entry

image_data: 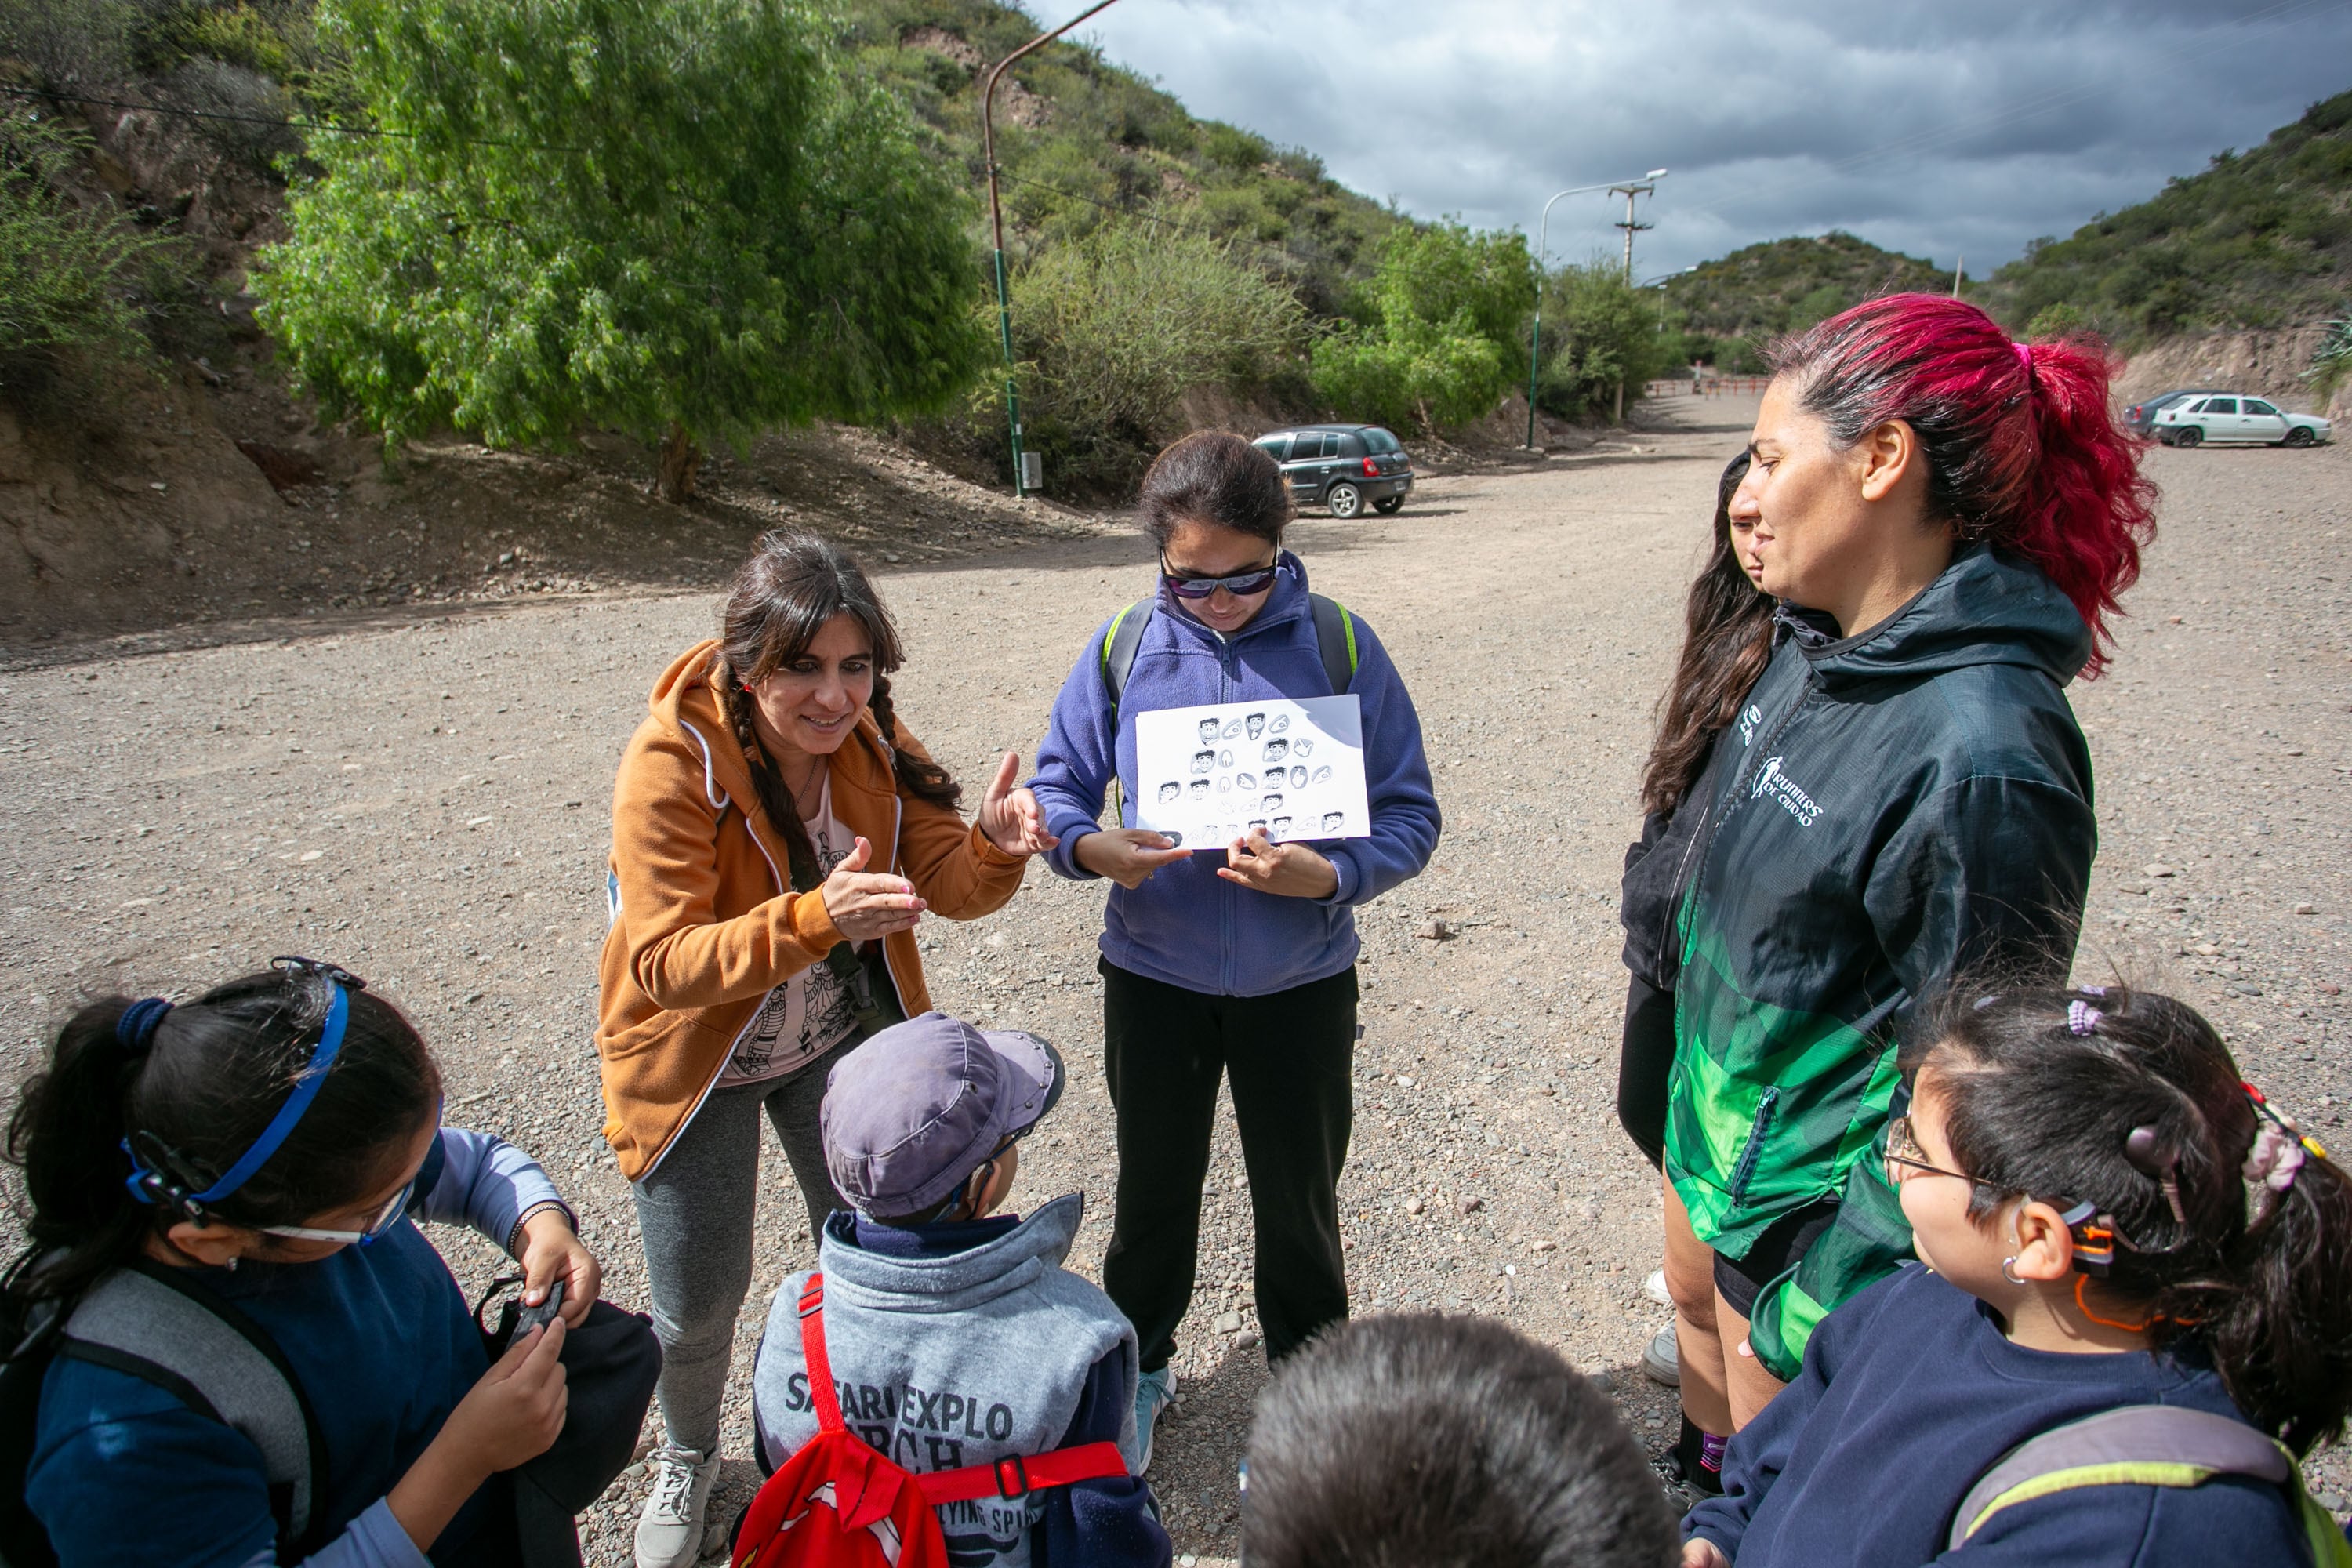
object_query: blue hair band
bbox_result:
[189,981,350,1205]
[115,998,172,1055]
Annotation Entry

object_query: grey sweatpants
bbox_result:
[630,1042,852,1458]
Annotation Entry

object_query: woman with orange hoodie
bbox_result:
[598,531,1051,1568]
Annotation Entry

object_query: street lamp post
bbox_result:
[1525,169,1667,449]
[982,1,1123,497]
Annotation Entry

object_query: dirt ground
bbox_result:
[2,391,2347,1564]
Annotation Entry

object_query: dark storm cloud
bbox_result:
[1073,0,2352,273]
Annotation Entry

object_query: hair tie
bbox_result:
[2241,1083,2325,1224]
[115,997,173,1056]
[2013,340,2034,374]
[2068,1000,2101,1036]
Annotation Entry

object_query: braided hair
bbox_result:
[1909,982,2352,1454]
[714,532,959,891]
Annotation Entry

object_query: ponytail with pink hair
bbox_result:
[1769,294,2156,677]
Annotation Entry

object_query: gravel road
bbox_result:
[2,394,2347,1563]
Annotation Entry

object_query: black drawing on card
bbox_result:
[1223,717,1244,739]
[1192,750,1215,775]
[1311,764,1333,785]
[1293,739,1314,758]
[1162,830,1183,847]
[1188,779,1210,800]
[1262,739,1290,765]
[1262,793,1284,811]
[1237,771,1257,790]
[1272,815,1294,837]
[1246,713,1266,739]
[1248,818,1267,833]
[1322,811,1345,833]
[1215,775,1232,793]
[1157,781,1181,803]
[1200,823,1219,842]
[1219,749,1234,768]
[1290,765,1308,789]
[1197,717,1221,744]
[1270,714,1290,735]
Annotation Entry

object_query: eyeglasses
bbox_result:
[1882,1115,1983,1187]
[260,1095,441,1247]
[1160,555,1279,601]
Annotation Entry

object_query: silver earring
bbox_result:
[2000,1256,2024,1286]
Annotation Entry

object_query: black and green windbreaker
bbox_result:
[1664,543,2097,1380]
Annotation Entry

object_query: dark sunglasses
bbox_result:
[1160,556,1279,601]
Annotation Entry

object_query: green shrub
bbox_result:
[259,0,989,500]
[2024,301,2095,339]
[0,112,180,393]
[1309,220,1530,431]
[1006,219,1305,492]
[1534,259,1671,420]
[2307,317,2352,402]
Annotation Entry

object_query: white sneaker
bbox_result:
[1642,1323,1681,1388]
[635,1443,720,1568]
[1644,1269,1672,1307]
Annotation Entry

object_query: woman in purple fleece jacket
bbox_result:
[1028,432,1439,1462]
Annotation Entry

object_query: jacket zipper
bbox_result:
[1729,1085,1781,1203]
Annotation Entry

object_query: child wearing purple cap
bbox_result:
[749,1012,1171,1568]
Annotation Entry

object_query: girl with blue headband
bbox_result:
[3,959,657,1567]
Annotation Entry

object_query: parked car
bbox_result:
[2122,388,2225,437]
[2151,394,2332,448]
[1253,424,1414,518]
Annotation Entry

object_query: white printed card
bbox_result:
[1131,695,1370,846]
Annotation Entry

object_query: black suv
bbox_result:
[1253,425,1414,518]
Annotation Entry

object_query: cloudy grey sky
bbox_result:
[1069,0,2352,278]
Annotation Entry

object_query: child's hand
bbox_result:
[440,1317,569,1475]
[517,1208,600,1327]
[1215,829,1339,899]
[1682,1540,1731,1568]
[1073,829,1191,889]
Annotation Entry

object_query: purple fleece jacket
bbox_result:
[1028,552,1440,998]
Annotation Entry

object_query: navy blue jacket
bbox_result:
[1685,1263,2309,1566]
[1029,552,1440,998]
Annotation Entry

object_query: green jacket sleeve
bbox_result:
[1746,774,2096,1381]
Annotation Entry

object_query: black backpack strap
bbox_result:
[64,1262,326,1554]
[1098,599,1152,731]
[1308,593,1360,694]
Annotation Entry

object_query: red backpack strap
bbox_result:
[915,1441,1131,1505]
[796,1275,845,1434]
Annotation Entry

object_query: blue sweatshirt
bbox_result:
[1028,553,1440,997]
[1685,1263,2308,1566]
[28,1129,571,1568]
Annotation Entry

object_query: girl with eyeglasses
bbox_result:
[5,959,655,1568]
[1682,984,2352,1568]
[1027,430,1440,1466]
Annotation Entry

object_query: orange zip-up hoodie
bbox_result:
[597,640,1028,1180]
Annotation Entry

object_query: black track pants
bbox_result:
[1099,957,1357,1373]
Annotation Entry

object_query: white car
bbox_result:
[2152,394,2331,448]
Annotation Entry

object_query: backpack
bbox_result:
[1947,1404,2352,1566]
[0,1259,322,1568]
[731,1276,1129,1568]
[1098,593,1360,728]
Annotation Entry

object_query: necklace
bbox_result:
[781,756,827,821]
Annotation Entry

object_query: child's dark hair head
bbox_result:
[5,960,441,1305]
[1240,1312,1678,1568]
[1907,982,2352,1454]
[1138,431,1291,551]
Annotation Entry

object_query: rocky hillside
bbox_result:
[1661,231,1958,372]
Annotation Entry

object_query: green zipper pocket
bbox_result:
[1728,1085,1782,1205]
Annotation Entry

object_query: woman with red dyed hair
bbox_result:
[1657,293,2154,1442]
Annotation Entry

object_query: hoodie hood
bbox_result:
[1802,545,2091,692]
[815,1192,1087,1313]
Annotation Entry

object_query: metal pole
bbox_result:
[1523,171,1665,450]
[982,0,1123,496]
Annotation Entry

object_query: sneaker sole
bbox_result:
[1641,1348,1681,1388]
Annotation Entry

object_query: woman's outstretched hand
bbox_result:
[820,837,926,940]
[1216,829,1338,899]
[976,751,1059,858]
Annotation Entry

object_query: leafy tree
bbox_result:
[2024,302,2094,339]
[1534,258,1670,421]
[1311,221,1531,431]
[260,0,990,499]
[1008,219,1305,492]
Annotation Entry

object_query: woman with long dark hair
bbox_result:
[1661,295,2154,1433]
[1621,452,1773,1496]
[598,531,1051,1567]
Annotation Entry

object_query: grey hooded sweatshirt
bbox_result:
[752,1192,1165,1568]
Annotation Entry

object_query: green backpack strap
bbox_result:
[1098,593,1359,733]
[1950,1404,2350,1564]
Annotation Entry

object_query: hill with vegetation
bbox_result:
[1660,230,1956,372]
[1984,88,2352,345]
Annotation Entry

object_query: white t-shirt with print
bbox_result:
[720,770,866,1085]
